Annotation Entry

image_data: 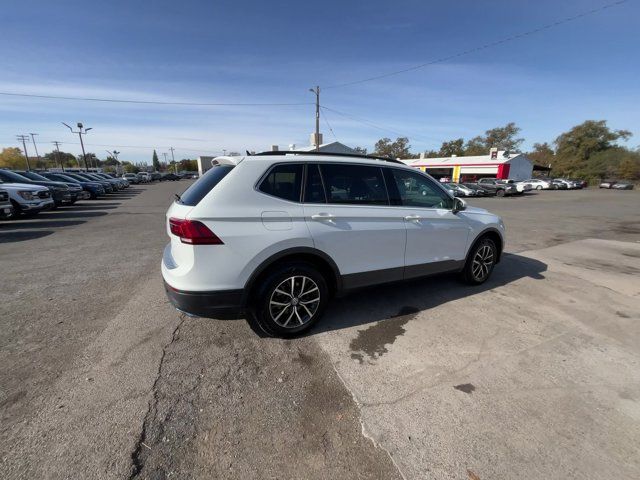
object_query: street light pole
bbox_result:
[62,122,92,171]
[17,135,31,170]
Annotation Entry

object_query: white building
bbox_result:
[404,149,533,182]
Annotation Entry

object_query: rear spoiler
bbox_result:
[211,156,243,167]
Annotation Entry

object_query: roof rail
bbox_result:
[249,150,405,165]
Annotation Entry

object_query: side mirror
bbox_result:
[452,197,467,213]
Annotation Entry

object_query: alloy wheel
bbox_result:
[269,276,320,328]
[472,243,495,281]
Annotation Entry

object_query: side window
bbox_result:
[259,163,303,202]
[320,164,388,205]
[303,164,326,203]
[389,169,453,209]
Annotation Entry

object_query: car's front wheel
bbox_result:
[536,185,542,190]
[251,262,329,337]
[462,237,497,285]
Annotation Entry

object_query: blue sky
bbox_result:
[1,0,638,163]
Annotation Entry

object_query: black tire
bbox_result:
[461,237,497,285]
[536,185,542,190]
[496,189,505,197]
[250,262,329,337]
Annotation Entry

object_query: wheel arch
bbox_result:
[466,228,504,265]
[243,247,342,304]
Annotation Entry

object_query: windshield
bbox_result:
[0,170,33,183]
[21,171,51,182]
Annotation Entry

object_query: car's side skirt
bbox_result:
[341,259,465,291]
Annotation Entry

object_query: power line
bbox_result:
[321,105,442,144]
[324,0,629,89]
[0,91,312,107]
[321,108,338,141]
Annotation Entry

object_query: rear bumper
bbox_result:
[163,281,245,319]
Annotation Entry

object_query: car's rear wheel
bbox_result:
[462,237,497,285]
[536,185,542,190]
[251,262,329,337]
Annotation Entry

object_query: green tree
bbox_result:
[463,122,524,155]
[152,150,160,171]
[44,151,77,168]
[438,138,465,157]
[374,137,412,159]
[122,161,139,173]
[0,147,27,169]
[528,142,555,167]
[553,120,631,175]
[617,157,640,180]
[353,146,368,155]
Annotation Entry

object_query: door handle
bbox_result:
[404,215,422,222]
[311,213,336,221]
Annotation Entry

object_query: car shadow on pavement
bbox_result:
[307,253,547,336]
[0,230,55,243]
[0,219,88,231]
[38,210,109,220]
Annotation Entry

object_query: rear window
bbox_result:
[178,165,234,206]
[259,164,303,202]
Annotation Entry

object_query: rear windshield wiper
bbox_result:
[174,193,182,203]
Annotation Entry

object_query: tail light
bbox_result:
[169,218,223,245]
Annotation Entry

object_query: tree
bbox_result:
[44,151,77,168]
[353,146,368,155]
[0,147,27,169]
[484,123,524,152]
[122,161,139,173]
[618,157,640,180]
[528,142,555,167]
[152,150,160,172]
[554,120,632,176]
[438,138,465,157]
[373,137,412,159]
[463,123,524,155]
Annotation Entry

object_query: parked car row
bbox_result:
[440,178,532,197]
[0,169,130,219]
[122,171,184,184]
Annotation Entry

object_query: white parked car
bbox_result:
[162,152,506,336]
[512,180,533,194]
[137,172,151,183]
[0,181,54,216]
[524,178,551,190]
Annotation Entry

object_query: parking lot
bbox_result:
[1,184,639,479]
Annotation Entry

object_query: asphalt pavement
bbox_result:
[1,184,639,479]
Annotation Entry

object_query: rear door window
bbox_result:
[259,164,303,202]
[178,165,234,206]
[319,164,388,205]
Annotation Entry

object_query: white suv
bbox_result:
[162,152,505,336]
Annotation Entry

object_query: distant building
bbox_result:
[403,149,533,182]
[292,142,356,155]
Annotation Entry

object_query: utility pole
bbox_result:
[52,141,64,171]
[169,147,177,174]
[62,122,92,171]
[162,152,168,171]
[17,135,31,170]
[29,133,41,165]
[309,86,320,151]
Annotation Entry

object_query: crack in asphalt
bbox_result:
[128,313,185,480]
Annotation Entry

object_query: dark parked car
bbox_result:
[23,171,89,203]
[476,178,518,196]
[41,172,105,199]
[160,173,180,181]
[0,169,71,207]
[93,172,128,188]
[0,188,13,219]
[64,172,114,193]
[461,183,493,196]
